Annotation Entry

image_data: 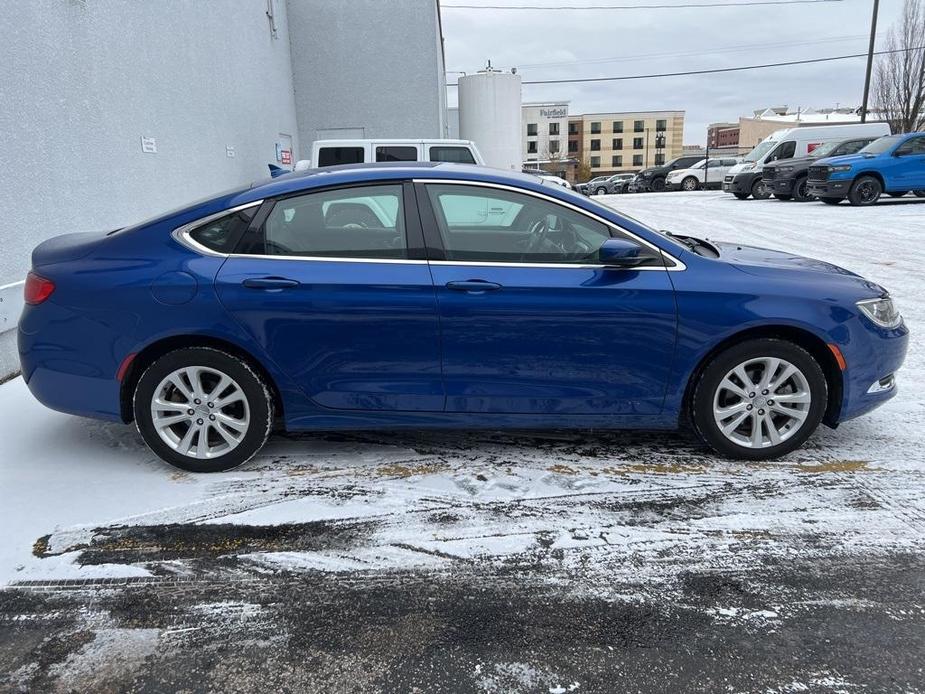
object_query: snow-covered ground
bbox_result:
[1,191,924,693]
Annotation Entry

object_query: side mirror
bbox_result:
[599,238,644,267]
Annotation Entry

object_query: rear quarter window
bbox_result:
[188,206,258,252]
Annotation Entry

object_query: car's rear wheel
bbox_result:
[848,175,882,206]
[775,194,792,201]
[820,197,842,205]
[792,175,812,202]
[134,347,273,472]
[751,178,772,200]
[692,339,827,460]
[733,192,750,200]
[681,176,699,191]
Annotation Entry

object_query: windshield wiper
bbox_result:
[662,230,698,250]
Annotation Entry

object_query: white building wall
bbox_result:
[522,102,569,165]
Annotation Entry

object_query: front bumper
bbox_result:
[837,318,909,423]
[723,172,761,194]
[806,179,850,199]
[770,178,794,195]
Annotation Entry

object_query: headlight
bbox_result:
[857,296,902,328]
[740,162,755,171]
[829,165,852,173]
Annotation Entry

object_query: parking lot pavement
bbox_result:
[2,192,924,693]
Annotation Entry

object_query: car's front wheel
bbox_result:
[681,176,699,191]
[134,347,273,472]
[792,175,812,202]
[594,186,607,195]
[751,178,772,200]
[650,177,666,192]
[692,339,827,460]
[848,175,882,206]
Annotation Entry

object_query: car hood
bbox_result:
[764,155,819,169]
[715,241,867,279]
[813,152,877,168]
[637,167,662,177]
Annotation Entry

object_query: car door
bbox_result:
[416,180,678,416]
[891,135,925,189]
[215,181,444,412]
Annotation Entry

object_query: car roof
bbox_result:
[235,163,560,204]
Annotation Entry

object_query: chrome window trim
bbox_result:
[172,200,264,258]
[414,178,686,272]
[171,180,688,272]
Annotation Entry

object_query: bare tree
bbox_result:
[874,0,925,133]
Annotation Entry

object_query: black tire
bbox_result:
[650,177,666,192]
[691,339,827,461]
[820,197,842,205]
[888,191,909,198]
[775,194,792,201]
[751,178,772,200]
[792,175,812,202]
[594,186,608,195]
[733,192,750,200]
[134,347,273,472]
[847,175,882,206]
[913,190,925,198]
[681,176,700,192]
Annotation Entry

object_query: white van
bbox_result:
[294,139,485,171]
[723,122,891,199]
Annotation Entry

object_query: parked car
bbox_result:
[806,132,925,206]
[576,176,609,195]
[598,173,636,195]
[523,170,572,189]
[20,163,907,471]
[294,139,485,169]
[762,137,878,201]
[723,123,891,200]
[665,158,741,191]
[629,155,707,192]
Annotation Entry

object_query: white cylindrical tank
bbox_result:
[458,69,522,171]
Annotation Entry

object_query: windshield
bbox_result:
[743,139,779,162]
[859,134,902,154]
[808,141,841,158]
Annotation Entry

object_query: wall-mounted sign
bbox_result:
[226,145,236,158]
[140,136,157,153]
[280,149,291,165]
[275,142,283,162]
[540,108,567,119]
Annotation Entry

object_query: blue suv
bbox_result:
[807,132,925,206]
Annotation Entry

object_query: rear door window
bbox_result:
[317,147,365,167]
[429,146,477,164]
[375,146,419,162]
[254,185,407,259]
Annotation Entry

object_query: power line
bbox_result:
[443,0,842,10]
[448,33,880,73]
[446,45,923,86]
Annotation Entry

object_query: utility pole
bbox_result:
[860,0,880,123]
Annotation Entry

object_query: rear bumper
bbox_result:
[806,179,850,199]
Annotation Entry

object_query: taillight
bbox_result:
[24,271,55,305]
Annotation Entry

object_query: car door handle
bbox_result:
[445,280,503,293]
[241,277,301,289]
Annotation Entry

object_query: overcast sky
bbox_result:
[441,0,906,144]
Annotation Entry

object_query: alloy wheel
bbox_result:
[712,357,811,449]
[150,366,250,459]
[856,180,880,204]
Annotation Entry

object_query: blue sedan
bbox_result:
[19,163,908,471]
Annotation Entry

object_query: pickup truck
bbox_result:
[762,137,877,202]
[806,132,925,206]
